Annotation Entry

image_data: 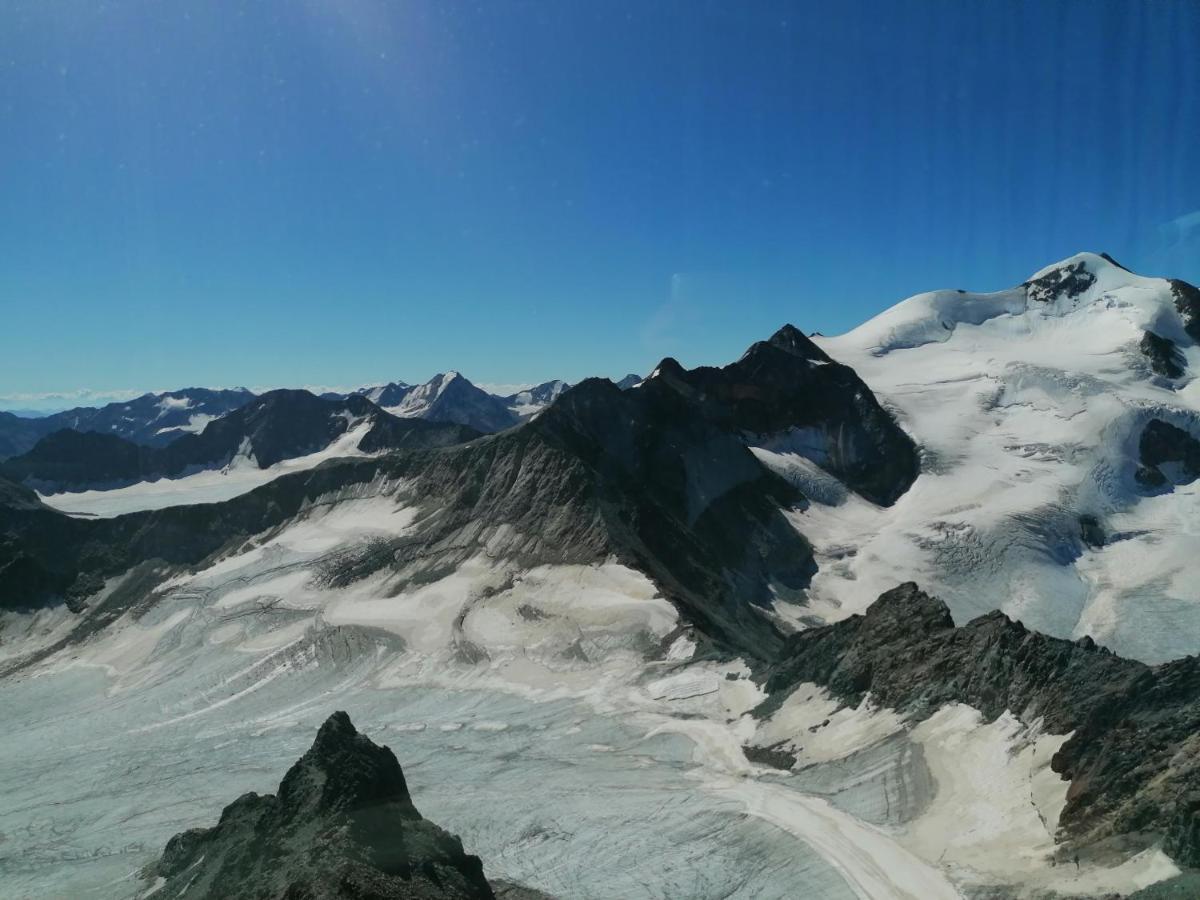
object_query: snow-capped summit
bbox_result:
[387,371,461,418]
[838,251,1198,360]
[809,253,1200,663]
[383,371,519,433]
[356,372,571,432]
[504,379,570,418]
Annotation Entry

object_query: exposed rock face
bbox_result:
[0,391,477,492]
[761,583,1200,866]
[1024,259,1097,304]
[1140,331,1186,379]
[651,324,920,505]
[146,711,500,900]
[1100,252,1132,271]
[1136,418,1200,488]
[1170,278,1200,342]
[614,373,643,390]
[529,373,814,656]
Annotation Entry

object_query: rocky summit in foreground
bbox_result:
[144,712,542,900]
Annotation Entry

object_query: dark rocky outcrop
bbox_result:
[1024,260,1097,305]
[760,583,1200,866]
[1135,418,1200,488]
[528,373,815,656]
[1100,252,1132,272]
[648,325,919,505]
[145,712,507,899]
[1140,331,1186,379]
[1078,514,1106,549]
[1170,278,1200,342]
[0,391,478,492]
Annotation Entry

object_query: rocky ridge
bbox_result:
[759,583,1200,868]
[145,711,548,900]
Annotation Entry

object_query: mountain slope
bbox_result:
[0,411,49,460]
[806,252,1200,663]
[650,324,919,506]
[755,582,1200,870]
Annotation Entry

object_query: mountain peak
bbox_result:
[648,357,687,380]
[279,711,415,815]
[386,371,519,432]
[765,324,833,362]
[147,712,498,900]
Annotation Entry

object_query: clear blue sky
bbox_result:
[2,0,1198,406]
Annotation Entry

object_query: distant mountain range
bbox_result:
[0,390,479,493]
[0,387,254,458]
[0,373,645,464]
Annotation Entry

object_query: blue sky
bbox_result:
[2,0,1198,407]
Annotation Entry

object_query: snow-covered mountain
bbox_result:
[0,388,257,458]
[503,379,570,418]
[2,390,479,515]
[792,252,1200,663]
[0,374,573,465]
[357,372,521,433]
[355,374,585,429]
[4,254,1200,900]
[354,380,415,408]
